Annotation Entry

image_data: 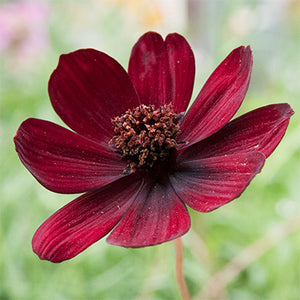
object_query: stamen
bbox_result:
[110,103,180,170]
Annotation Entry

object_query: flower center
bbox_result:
[110,103,180,171]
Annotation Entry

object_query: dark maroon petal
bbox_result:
[14,118,128,194]
[49,48,140,144]
[179,46,253,148]
[179,103,294,160]
[32,175,143,262]
[170,152,265,213]
[106,179,191,247]
[128,32,195,113]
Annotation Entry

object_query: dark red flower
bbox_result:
[14,32,293,263]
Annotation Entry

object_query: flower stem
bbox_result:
[174,238,191,300]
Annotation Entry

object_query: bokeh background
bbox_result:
[1,0,300,299]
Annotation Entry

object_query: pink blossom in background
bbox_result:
[0,1,49,61]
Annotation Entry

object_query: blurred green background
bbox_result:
[1,0,300,299]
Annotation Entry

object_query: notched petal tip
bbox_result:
[128,31,195,113]
[226,44,253,74]
[279,102,295,117]
[136,31,188,42]
[234,44,252,56]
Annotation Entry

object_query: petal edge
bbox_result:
[32,175,143,262]
[107,179,191,247]
[171,152,265,212]
[179,46,253,148]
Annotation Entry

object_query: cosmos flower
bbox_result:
[14,32,293,263]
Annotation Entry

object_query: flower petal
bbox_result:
[49,48,140,144]
[32,175,143,263]
[14,118,128,194]
[128,32,195,113]
[179,46,253,147]
[170,152,265,212]
[106,178,191,247]
[179,103,294,160]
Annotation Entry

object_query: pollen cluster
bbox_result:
[110,103,180,170]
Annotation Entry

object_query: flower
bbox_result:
[14,32,293,263]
